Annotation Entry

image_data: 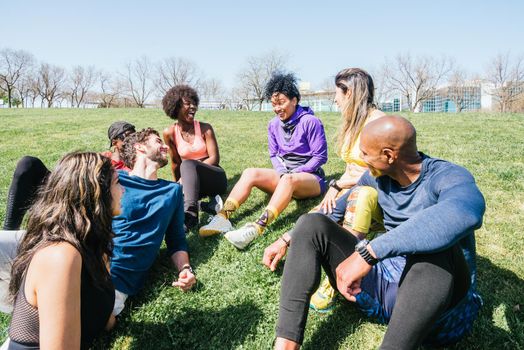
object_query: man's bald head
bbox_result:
[362,115,418,157]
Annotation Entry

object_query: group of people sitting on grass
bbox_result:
[0,68,485,350]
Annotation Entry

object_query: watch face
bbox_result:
[356,240,372,257]
[356,239,369,249]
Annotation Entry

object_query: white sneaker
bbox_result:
[211,195,224,214]
[199,214,232,237]
[199,195,224,215]
[224,223,260,250]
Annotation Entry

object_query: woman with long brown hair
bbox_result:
[319,67,385,213]
[4,152,122,349]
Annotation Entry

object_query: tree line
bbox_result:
[0,48,522,112]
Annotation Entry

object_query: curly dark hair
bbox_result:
[122,128,160,168]
[263,72,301,103]
[162,85,200,120]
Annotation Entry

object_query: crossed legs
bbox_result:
[275,213,471,349]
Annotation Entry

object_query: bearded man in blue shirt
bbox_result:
[111,128,196,316]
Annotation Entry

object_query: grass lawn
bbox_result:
[0,108,523,349]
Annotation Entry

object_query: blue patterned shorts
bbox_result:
[354,256,482,346]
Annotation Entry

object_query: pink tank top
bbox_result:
[173,120,209,160]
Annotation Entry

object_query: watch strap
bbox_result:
[355,240,378,266]
[329,179,342,192]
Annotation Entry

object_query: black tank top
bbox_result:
[8,262,115,350]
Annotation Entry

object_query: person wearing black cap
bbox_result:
[107,121,136,148]
[3,121,135,231]
[101,121,136,172]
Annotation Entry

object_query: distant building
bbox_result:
[378,81,488,113]
[213,79,522,114]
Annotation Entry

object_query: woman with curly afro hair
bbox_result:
[162,85,227,231]
[200,72,328,250]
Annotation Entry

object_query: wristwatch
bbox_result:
[179,264,195,275]
[328,179,342,192]
[355,239,378,266]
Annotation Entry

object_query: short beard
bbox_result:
[150,153,168,168]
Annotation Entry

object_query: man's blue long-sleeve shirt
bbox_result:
[359,154,485,286]
[110,171,187,295]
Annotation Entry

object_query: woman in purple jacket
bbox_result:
[200,73,328,249]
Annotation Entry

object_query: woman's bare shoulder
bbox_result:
[199,121,215,134]
[163,124,176,137]
[31,242,82,272]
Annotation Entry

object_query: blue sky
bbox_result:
[2,0,523,89]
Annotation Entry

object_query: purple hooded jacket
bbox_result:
[268,105,328,176]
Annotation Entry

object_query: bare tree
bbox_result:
[98,71,122,108]
[236,50,288,111]
[14,72,37,108]
[316,77,336,111]
[124,56,154,108]
[231,82,258,111]
[35,63,65,108]
[16,74,39,108]
[443,68,480,113]
[28,78,39,108]
[67,65,97,107]
[0,48,35,107]
[156,57,201,95]
[200,78,225,101]
[371,67,393,109]
[485,52,524,112]
[383,53,454,112]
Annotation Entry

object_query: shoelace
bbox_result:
[241,225,257,239]
[207,215,222,225]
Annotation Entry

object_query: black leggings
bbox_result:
[277,213,470,349]
[3,156,50,230]
[180,159,227,217]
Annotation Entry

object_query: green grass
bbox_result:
[0,108,523,349]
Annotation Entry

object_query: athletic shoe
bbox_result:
[199,214,232,237]
[310,277,337,312]
[224,223,261,250]
[184,212,199,234]
[200,195,224,215]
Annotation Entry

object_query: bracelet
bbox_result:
[329,179,342,192]
[179,264,195,275]
[279,236,290,247]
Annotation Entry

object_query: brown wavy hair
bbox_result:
[335,68,377,154]
[9,152,115,297]
[121,128,160,169]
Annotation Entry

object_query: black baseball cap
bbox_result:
[108,121,136,147]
